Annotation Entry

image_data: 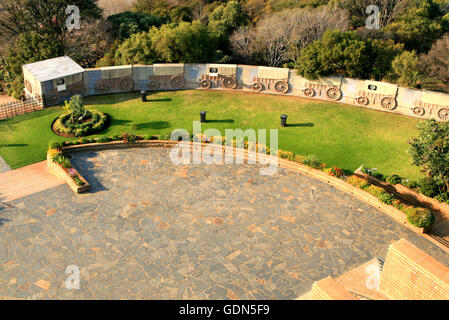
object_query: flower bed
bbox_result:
[346,175,434,229]
[47,145,90,193]
[355,169,449,222]
[52,110,109,137]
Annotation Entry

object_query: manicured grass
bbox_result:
[0,90,423,179]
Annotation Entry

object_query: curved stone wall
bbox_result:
[38,63,449,121]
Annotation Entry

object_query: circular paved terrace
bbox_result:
[1,148,449,299]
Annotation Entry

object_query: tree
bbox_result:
[66,18,114,68]
[420,33,449,89]
[0,0,102,43]
[295,30,374,79]
[329,0,411,28]
[64,95,87,125]
[386,0,449,52]
[115,32,157,65]
[386,50,421,87]
[230,7,349,66]
[150,21,219,63]
[409,120,449,196]
[4,31,63,98]
[107,11,166,41]
[371,39,404,81]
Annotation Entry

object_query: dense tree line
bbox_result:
[1,0,449,99]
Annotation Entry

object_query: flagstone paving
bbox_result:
[1,148,449,299]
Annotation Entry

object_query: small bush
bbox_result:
[294,155,306,163]
[360,165,384,180]
[302,155,324,169]
[49,141,62,150]
[54,110,108,137]
[405,207,435,229]
[277,149,294,161]
[435,193,449,204]
[402,179,419,189]
[386,174,402,185]
[346,175,371,189]
[97,136,111,143]
[418,177,441,197]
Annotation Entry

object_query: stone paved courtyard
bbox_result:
[1,148,449,299]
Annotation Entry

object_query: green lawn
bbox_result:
[0,90,423,179]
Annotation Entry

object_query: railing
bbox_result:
[0,96,43,120]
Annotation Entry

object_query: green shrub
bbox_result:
[302,155,323,169]
[346,175,371,189]
[418,177,441,197]
[386,174,402,185]
[405,207,435,229]
[293,155,306,163]
[435,193,449,204]
[97,136,111,143]
[54,110,108,137]
[52,153,65,164]
[360,165,384,180]
[73,176,85,186]
[402,179,419,189]
[277,149,294,161]
[48,141,62,150]
[61,158,71,169]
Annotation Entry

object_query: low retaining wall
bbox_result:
[309,277,358,300]
[380,238,449,300]
[49,140,427,235]
[46,154,91,193]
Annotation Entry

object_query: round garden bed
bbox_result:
[52,110,109,137]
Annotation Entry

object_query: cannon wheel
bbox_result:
[381,96,397,110]
[25,80,33,94]
[303,87,315,97]
[200,79,212,89]
[326,87,342,101]
[119,77,134,91]
[251,82,263,92]
[412,106,425,117]
[171,75,186,89]
[274,80,289,94]
[148,80,160,90]
[356,96,369,106]
[438,108,449,121]
[223,76,238,89]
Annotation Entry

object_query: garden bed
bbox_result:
[52,110,110,138]
[355,169,449,220]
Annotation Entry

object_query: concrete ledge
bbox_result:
[380,238,449,300]
[309,277,359,300]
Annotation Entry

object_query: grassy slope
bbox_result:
[0,90,422,179]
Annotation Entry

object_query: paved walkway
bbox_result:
[1,148,448,299]
[0,161,64,203]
